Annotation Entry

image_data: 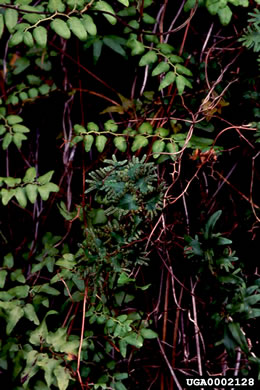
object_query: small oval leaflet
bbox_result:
[33,26,47,48]
[152,62,170,76]
[127,38,145,56]
[15,187,27,208]
[0,14,4,39]
[9,31,24,47]
[131,135,149,152]
[114,136,127,152]
[67,17,88,41]
[23,31,34,48]
[95,135,107,152]
[152,140,165,159]
[139,51,158,66]
[176,63,193,76]
[50,19,71,40]
[5,9,18,33]
[159,71,176,91]
[84,134,94,152]
[81,15,97,36]
[94,1,117,25]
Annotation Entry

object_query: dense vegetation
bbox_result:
[0,0,260,389]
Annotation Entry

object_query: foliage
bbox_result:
[0,155,162,389]
[185,211,260,366]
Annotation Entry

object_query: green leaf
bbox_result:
[33,26,48,48]
[48,0,66,12]
[184,0,196,12]
[204,210,222,239]
[152,62,170,76]
[119,339,127,357]
[114,373,128,381]
[38,170,54,185]
[0,14,4,39]
[38,183,59,201]
[13,57,30,75]
[24,303,40,325]
[176,75,186,95]
[140,328,158,339]
[206,0,227,15]
[118,6,136,16]
[118,272,135,286]
[28,88,39,99]
[124,333,143,348]
[218,5,232,25]
[104,119,118,132]
[23,31,34,48]
[131,135,149,151]
[0,270,8,288]
[7,306,24,334]
[13,133,27,149]
[169,55,184,63]
[5,9,18,33]
[32,284,60,296]
[127,38,145,56]
[35,58,52,71]
[244,294,260,305]
[22,5,45,24]
[7,115,23,125]
[0,125,6,135]
[10,268,25,283]
[139,51,158,66]
[156,42,174,54]
[56,253,76,269]
[93,1,117,25]
[95,135,107,152]
[2,133,13,150]
[87,122,99,131]
[138,122,153,134]
[8,285,30,298]
[29,311,58,345]
[21,350,40,387]
[25,184,38,203]
[12,124,30,133]
[39,84,50,95]
[84,134,94,152]
[142,12,156,24]
[9,31,24,47]
[228,322,249,353]
[103,36,126,57]
[54,366,71,390]
[92,208,108,225]
[93,39,103,63]
[152,140,165,158]
[67,17,88,41]
[3,177,21,187]
[50,19,71,39]
[14,187,27,208]
[158,71,176,90]
[19,91,29,101]
[114,136,127,152]
[81,15,97,36]
[176,63,192,76]
[3,252,14,268]
[117,0,129,6]
[37,355,61,388]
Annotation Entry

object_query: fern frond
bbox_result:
[248,9,260,27]
[239,26,260,52]
[239,9,260,52]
